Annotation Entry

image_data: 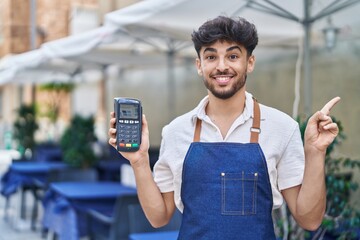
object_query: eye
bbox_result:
[229,54,238,60]
[206,55,216,60]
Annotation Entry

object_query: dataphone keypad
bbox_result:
[117,120,140,149]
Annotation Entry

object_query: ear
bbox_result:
[246,55,256,73]
[195,58,202,76]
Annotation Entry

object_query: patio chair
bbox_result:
[87,194,182,240]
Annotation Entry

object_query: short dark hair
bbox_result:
[191,16,258,57]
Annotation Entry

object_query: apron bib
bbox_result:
[178,99,276,240]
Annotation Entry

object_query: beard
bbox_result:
[203,70,247,100]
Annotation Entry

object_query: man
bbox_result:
[108,16,340,239]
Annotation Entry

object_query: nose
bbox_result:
[216,57,229,72]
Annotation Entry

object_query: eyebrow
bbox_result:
[203,45,242,54]
[227,46,242,53]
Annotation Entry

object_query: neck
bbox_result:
[206,88,246,120]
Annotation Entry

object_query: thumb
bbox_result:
[142,114,149,134]
[308,111,330,125]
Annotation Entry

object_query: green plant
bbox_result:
[304,118,360,240]
[13,104,39,156]
[60,115,97,168]
[275,117,360,240]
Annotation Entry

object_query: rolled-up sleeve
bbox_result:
[277,125,305,191]
[153,127,175,193]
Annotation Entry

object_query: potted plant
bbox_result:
[60,115,98,168]
[13,104,39,157]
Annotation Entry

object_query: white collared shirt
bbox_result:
[154,92,305,211]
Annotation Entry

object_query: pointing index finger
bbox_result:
[320,96,341,115]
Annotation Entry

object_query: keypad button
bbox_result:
[117,120,140,150]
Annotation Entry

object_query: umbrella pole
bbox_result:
[167,50,176,120]
[303,0,312,117]
[30,0,37,104]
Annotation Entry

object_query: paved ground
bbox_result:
[0,190,44,240]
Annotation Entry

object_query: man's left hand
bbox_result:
[304,97,341,153]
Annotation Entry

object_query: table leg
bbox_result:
[46,230,58,240]
[4,196,10,221]
[31,188,39,230]
[20,186,27,219]
[12,189,31,231]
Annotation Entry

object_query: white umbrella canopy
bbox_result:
[65,46,171,67]
[0,50,101,85]
[0,26,116,84]
[105,0,299,43]
[40,25,119,59]
[104,0,360,48]
[0,50,45,84]
[0,25,171,84]
[3,58,85,85]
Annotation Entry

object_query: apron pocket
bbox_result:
[221,171,258,215]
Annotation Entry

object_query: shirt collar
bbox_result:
[191,91,255,125]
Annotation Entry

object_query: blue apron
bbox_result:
[178,99,276,239]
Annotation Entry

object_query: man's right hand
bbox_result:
[108,112,150,167]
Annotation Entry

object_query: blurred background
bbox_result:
[0,0,359,239]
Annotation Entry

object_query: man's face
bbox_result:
[196,40,255,100]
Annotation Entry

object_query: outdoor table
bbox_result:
[42,181,137,240]
[0,162,68,198]
[129,231,179,240]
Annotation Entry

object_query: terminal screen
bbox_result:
[120,104,138,119]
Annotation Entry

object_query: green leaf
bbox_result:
[60,115,98,168]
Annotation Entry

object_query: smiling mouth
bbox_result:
[213,75,233,84]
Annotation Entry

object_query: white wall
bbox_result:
[72,81,99,117]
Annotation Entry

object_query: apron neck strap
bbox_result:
[193,118,202,142]
[250,98,261,143]
[193,98,261,143]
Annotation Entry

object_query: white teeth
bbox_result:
[216,76,231,82]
